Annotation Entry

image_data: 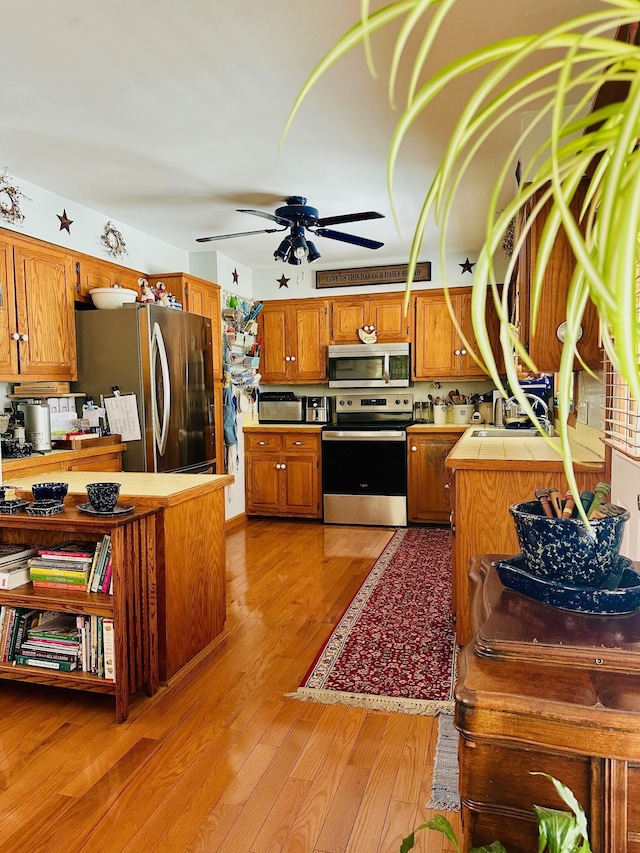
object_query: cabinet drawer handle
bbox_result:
[258,440,269,445]
[411,445,417,452]
[293,441,303,445]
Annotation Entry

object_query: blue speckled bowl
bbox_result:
[493,554,640,614]
[510,500,630,586]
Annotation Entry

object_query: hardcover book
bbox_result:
[0,544,38,565]
[0,565,31,590]
[14,655,78,672]
[37,541,96,561]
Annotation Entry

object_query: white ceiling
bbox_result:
[2,0,605,270]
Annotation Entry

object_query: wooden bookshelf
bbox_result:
[0,505,159,721]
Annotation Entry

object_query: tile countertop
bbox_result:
[446,426,606,472]
[9,471,234,508]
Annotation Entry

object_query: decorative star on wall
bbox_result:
[232,268,239,284]
[277,275,290,289]
[459,257,476,274]
[57,209,73,233]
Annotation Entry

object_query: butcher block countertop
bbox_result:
[446,426,605,472]
[10,471,234,508]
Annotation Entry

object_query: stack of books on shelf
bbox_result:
[0,543,39,590]
[28,540,97,592]
[15,610,81,671]
[0,608,116,679]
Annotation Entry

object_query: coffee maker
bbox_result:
[305,396,332,423]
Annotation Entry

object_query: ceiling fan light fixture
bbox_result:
[306,240,321,263]
[291,233,308,259]
[274,236,293,262]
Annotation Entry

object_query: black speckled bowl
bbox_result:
[31,482,68,503]
[510,500,630,587]
[493,554,640,614]
[86,482,120,513]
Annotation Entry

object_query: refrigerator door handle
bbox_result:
[151,321,171,457]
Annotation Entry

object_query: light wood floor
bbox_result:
[0,519,461,852]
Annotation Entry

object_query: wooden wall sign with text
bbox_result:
[315,262,431,289]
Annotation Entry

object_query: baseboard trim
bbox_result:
[226,512,247,533]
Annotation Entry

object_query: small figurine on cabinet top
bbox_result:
[138,277,156,304]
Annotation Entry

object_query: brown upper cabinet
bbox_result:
[413,287,501,380]
[75,255,144,302]
[516,179,601,372]
[330,292,410,343]
[0,231,77,381]
[258,298,329,384]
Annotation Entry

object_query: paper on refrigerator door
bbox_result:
[104,394,142,442]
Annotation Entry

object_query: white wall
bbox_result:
[252,252,508,300]
[4,174,188,273]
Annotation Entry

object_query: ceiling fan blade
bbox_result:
[316,211,384,227]
[313,228,384,250]
[196,227,286,243]
[236,208,292,226]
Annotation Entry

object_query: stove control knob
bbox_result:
[338,400,345,406]
[395,399,400,405]
[347,400,353,406]
[404,398,409,405]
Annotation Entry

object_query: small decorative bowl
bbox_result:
[26,499,64,516]
[493,554,640,614]
[86,482,121,513]
[510,500,630,587]
[31,482,68,503]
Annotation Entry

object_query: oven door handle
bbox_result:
[322,430,406,441]
[383,352,390,384]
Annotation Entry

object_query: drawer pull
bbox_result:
[258,440,269,445]
[293,441,303,445]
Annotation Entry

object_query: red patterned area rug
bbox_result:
[289,527,456,716]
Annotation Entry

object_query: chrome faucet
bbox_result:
[503,393,552,434]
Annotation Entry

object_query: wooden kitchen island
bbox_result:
[457,555,640,853]
[11,471,233,683]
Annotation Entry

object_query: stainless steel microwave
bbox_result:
[328,343,411,388]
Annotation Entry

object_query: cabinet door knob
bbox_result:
[12,332,20,341]
[275,463,281,469]
[281,463,287,470]
[411,445,417,452]
[290,355,296,362]
[285,356,291,362]
[454,349,461,356]
[444,483,450,490]
[20,334,29,342]
[460,349,467,356]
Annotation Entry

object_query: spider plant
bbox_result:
[283,0,640,511]
[400,773,591,853]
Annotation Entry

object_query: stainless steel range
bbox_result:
[322,392,413,527]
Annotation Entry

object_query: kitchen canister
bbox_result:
[452,404,473,425]
[433,403,448,425]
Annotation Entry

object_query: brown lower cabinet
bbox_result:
[244,429,322,518]
[458,556,640,853]
[407,429,461,523]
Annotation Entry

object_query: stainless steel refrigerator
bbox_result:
[74,303,216,474]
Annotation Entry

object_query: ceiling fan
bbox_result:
[196,196,384,264]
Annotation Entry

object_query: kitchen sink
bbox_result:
[471,428,543,438]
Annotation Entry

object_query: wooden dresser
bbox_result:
[456,555,640,853]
